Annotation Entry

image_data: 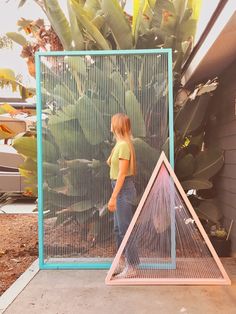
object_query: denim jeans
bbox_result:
[111,176,140,266]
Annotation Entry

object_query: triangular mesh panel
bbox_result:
[106,152,231,285]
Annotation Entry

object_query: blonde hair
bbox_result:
[107,113,136,176]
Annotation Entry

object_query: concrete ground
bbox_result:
[0,201,36,214]
[2,259,236,314]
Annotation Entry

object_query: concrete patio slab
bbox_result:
[0,202,36,214]
[0,260,39,314]
[2,259,236,314]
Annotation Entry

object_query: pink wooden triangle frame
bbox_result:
[105,151,231,285]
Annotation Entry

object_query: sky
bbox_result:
[0,0,219,92]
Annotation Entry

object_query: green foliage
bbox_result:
[12,0,223,228]
[195,199,223,224]
[6,32,27,46]
[75,95,110,145]
[71,0,110,50]
[101,0,133,49]
[176,153,196,179]
[181,179,213,191]
[12,137,37,160]
[12,134,38,195]
[67,0,84,50]
[193,148,224,180]
[44,0,72,50]
[0,68,35,99]
[125,90,146,137]
[174,81,223,224]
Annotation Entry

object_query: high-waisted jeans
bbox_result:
[111,176,139,266]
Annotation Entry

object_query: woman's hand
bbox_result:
[108,159,129,212]
[108,196,117,212]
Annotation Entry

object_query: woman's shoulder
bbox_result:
[116,140,131,159]
[117,140,129,148]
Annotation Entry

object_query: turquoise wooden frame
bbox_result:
[36,49,174,270]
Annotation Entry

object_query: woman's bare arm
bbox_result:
[108,159,129,212]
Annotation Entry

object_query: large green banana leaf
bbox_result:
[19,158,37,173]
[178,18,198,41]
[187,0,203,20]
[0,68,34,99]
[110,71,126,110]
[44,187,79,208]
[53,84,76,104]
[125,90,146,138]
[44,0,72,50]
[133,138,159,173]
[42,139,59,163]
[83,0,101,18]
[87,64,112,96]
[151,0,176,30]
[195,199,223,224]
[181,179,213,191]
[19,168,37,181]
[65,158,91,169]
[6,32,27,46]
[107,96,123,116]
[75,95,109,145]
[175,153,196,179]
[41,63,68,94]
[132,0,146,45]
[65,56,87,77]
[193,148,224,179]
[43,162,60,176]
[101,0,133,49]
[47,174,64,190]
[175,94,212,138]
[67,0,84,50]
[89,97,119,128]
[71,0,110,50]
[49,122,94,159]
[173,0,187,23]
[62,172,88,197]
[12,137,37,160]
[92,14,106,30]
[47,110,76,125]
[69,200,94,212]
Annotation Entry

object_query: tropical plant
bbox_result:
[9,0,224,240]
[6,18,63,77]
[10,0,201,87]
[0,109,37,196]
[0,68,35,99]
[0,67,37,193]
[12,132,38,196]
[174,79,224,224]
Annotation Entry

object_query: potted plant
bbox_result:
[209,220,233,257]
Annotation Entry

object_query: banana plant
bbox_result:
[39,59,222,230]
[11,0,224,231]
[11,0,202,86]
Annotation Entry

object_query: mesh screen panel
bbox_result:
[37,50,173,268]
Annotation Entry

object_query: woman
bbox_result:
[107,113,139,277]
